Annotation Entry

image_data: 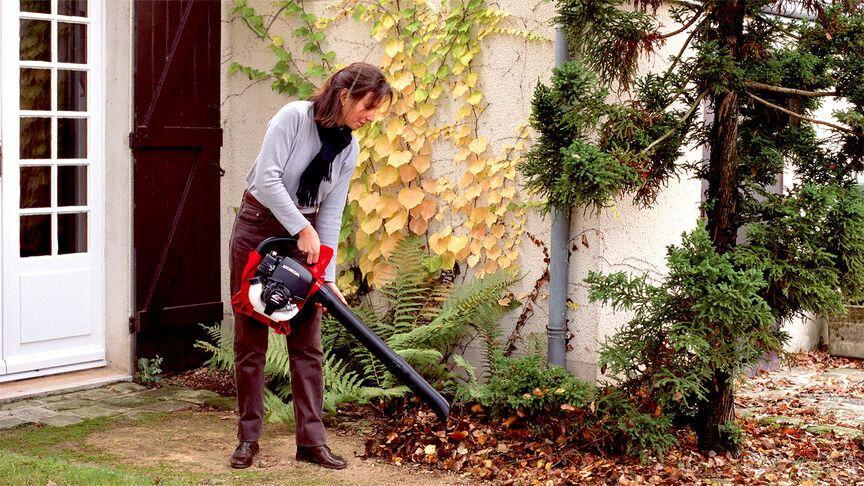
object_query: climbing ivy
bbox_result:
[229,0,548,292]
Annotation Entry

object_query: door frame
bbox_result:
[0,0,107,382]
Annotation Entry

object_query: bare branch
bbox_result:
[662,21,700,83]
[661,5,704,39]
[744,81,837,98]
[745,91,860,136]
[637,88,709,159]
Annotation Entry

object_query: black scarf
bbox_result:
[296,123,353,207]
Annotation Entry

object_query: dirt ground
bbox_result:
[84,407,469,486]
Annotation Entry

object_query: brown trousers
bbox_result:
[229,193,326,447]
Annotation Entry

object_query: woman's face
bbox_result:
[338,91,381,130]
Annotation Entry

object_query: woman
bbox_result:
[228,63,392,470]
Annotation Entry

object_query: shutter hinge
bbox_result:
[129,315,137,333]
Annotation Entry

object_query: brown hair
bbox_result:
[309,62,393,128]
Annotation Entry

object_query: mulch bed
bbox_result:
[166,367,236,397]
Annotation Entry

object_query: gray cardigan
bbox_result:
[245,101,359,281]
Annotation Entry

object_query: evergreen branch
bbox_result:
[636,88,709,159]
[660,5,703,39]
[744,81,836,98]
[745,91,859,136]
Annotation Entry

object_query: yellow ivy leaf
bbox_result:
[487,190,502,205]
[270,35,284,47]
[487,245,502,260]
[419,102,435,119]
[471,225,486,239]
[413,154,431,174]
[466,91,482,106]
[371,261,394,287]
[422,179,438,194]
[391,99,411,116]
[454,147,471,164]
[489,176,503,189]
[415,199,435,222]
[469,206,488,224]
[385,38,403,58]
[465,71,479,88]
[385,208,408,234]
[501,186,517,199]
[336,271,354,288]
[467,253,480,268]
[387,117,405,142]
[429,85,443,99]
[470,239,483,254]
[465,184,482,201]
[398,186,425,210]
[441,189,456,203]
[429,234,449,254]
[412,62,427,78]
[441,252,456,270]
[484,259,498,273]
[468,158,485,175]
[374,195,399,219]
[452,61,466,76]
[402,125,417,143]
[388,150,412,167]
[375,164,400,187]
[452,83,469,99]
[357,148,371,165]
[439,224,453,237]
[399,163,418,183]
[360,213,383,234]
[485,211,498,226]
[375,135,394,157]
[414,88,428,103]
[457,106,472,121]
[448,235,469,254]
[406,109,421,124]
[391,70,413,91]
[461,171,474,188]
[381,231,404,258]
[409,216,428,234]
[493,225,505,238]
[358,192,379,214]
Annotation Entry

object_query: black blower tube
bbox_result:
[314,284,450,422]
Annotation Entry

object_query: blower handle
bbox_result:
[255,236,299,255]
[254,236,333,281]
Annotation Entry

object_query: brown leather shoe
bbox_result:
[296,444,347,469]
[230,441,259,469]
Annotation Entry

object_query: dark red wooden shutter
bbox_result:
[131,0,223,370]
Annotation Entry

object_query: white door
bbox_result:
[0,0,105,382]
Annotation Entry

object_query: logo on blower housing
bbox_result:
[280,264,301,278]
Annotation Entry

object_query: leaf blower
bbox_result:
[231,236,450,421]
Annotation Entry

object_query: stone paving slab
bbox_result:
[0,415,30,429]
[171,389,220,404]
[38,414,83,427]
[141,400,196,413]
[109,382,147,394]
[10,406,56,421]
[73,404,126,420]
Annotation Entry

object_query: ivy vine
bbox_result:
[229,0,549,293]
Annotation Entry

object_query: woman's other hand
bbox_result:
[297,224,320,265]
[325,282,347,306]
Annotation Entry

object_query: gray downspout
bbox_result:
[548,25,570,368]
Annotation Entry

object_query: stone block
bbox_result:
[828,305,864,359]
[0,416,30,429]
[47,398,93,412]
[101,395,157,408]
[205,396,238,411]
[172,389,220,404]
[138,386,185,400]
[39,414,84,427]
[75,388,120,401]
[72,405,123,419]
[11,406,56,421]
[109,382,147,393]
[0,399,44,411]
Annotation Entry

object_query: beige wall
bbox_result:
[219,1,820,379]
[103,0,134,375]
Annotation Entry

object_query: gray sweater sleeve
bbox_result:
[316,139,358,281]
[247,106,313,236]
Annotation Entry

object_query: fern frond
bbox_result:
[194,323,235,371]
[263,388,295,427]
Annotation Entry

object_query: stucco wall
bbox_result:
[219,1,821,379]
[103,0,134,374]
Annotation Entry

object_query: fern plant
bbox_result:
[196,233,520,426]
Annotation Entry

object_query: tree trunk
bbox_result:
[693,369,737,451]
[699,2,745,452]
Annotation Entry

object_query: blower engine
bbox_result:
[231,236,450,421]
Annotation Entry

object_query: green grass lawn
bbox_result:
[0,413,348,486]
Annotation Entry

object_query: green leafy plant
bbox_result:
[197,234,519,425]
[134,355,164,385]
